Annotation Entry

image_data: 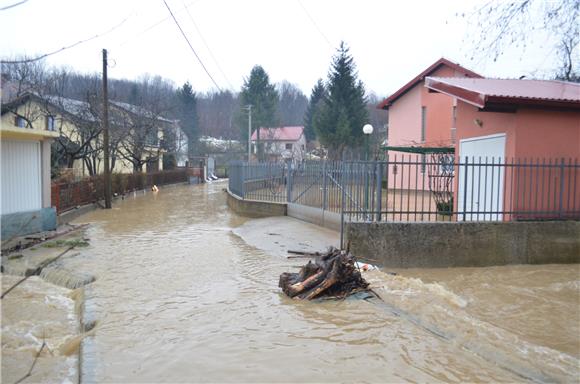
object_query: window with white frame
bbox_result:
[46,115,56,131]
[15,115,26,128]
[285,143,292,150]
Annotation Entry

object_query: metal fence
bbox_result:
[228,156,580,223]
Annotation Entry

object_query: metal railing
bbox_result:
[228,156,580,223]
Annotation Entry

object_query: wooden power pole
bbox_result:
[102,49,112,209]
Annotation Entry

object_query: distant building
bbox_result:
[251,126,306,162]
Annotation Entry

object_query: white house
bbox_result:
[250,126,306,162]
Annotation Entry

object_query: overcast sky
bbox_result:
[0,0,559,96]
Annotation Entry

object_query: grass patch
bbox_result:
[42,238,89,248]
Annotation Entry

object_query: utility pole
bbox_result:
[246,105,252,162]
[102,49,112,209]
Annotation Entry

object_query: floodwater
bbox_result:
[3,182,580,383]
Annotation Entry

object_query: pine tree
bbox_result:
[176,81,198,158]
[303,79,326,142]
[314,42,368,159]
[239,65,279,161]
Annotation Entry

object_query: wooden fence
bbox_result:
[51,168,202,213]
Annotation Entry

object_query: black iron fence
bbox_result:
[228,156,580,222]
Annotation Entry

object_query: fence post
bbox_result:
[286,162,293,203]
[340,162,346,250]
[559,157,565,218]
[241,163,246,198]
[463,157,469,221]
[322,161,328,211]
[376,161,382,221]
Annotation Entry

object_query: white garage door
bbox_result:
[1,140,42,215]
[457,134,506,221]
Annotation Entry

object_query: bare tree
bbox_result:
[277,81,308,126]
[465,0,579,78]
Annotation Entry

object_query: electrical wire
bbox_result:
[1,16,130,64]
[296,0,334,49]
[162,0,222,92]
[182,0,234,90]
[0,0,28,11]
[117,0,199,48]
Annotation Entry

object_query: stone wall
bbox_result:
[226,189,287,217]
[347,221,580,268]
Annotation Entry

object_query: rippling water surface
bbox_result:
[10,182,578,383]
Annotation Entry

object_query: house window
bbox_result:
[144,130,159,146]
[15,116,26,128]
[421,107,426,142]
[452,106,457,127]
[46,116,56,131]
[451,106,457,144]
[285,143,292,150]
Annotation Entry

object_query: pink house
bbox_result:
[425,77,580,220]
[378,58,481,189]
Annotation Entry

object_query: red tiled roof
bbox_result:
[251,126,304,141]
[425,77,580,109]
[377,58,482,110]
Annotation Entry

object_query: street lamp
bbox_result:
[362,124,373,217]
[363,124,373,161]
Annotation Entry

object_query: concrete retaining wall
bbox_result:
[287,203,341,232]
[226,189,286,217]
[347,221,580,268]
[1,207,57,239]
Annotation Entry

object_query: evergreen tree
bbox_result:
[176,81,198,158]
[238,65,279,161]
[303,79,326,142]
[314,42,368,159]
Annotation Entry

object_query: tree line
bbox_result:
[1,43,388,172]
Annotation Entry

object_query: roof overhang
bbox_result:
[425,77,486,108]
[377,58,482,110]
[381,145,455,154]
[425,77,580,111]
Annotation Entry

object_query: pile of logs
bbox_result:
[279,247,370,300]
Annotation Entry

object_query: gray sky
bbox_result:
[0,0,559,96]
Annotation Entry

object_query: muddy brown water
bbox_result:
[3,182,579,383]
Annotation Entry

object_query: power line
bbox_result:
[182,1,235,90]
[296,0,334,49]
[162,0,222,92]
[1,16,130,64]
[0,0,28,11]
[118,0,200,48]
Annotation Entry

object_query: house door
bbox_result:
[1,140,42,215]
[457,134,506,221]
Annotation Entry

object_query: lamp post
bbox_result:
[362,124,373,160]
[362,124,373,217]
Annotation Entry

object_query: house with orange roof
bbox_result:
[378,58,482,189]
[424,77,580,220]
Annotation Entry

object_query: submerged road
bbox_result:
[38,182,580,382]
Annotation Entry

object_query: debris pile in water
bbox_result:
[279,247,370,300]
